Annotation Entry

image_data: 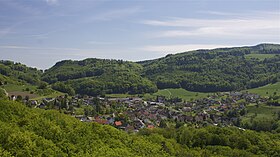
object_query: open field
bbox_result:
[154,88,211,101]
[245,54,276,60]
[2,83,64,100]
[106,88,211,101]
[106,93,135,98]
[8,91,38,99]
[242,103,280,123]
[2,84,37,92]
[30,91,64,100]
[243,82,280,97]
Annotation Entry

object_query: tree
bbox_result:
[38,82,48,89]
[16,95,22,102]
[159,120,167,128]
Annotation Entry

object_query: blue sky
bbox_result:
[0,0,279,69]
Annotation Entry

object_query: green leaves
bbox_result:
[43,58,157,96]
[0,100,279,156]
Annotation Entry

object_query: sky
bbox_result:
[0,0,279,69]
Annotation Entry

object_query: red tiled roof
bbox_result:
[147,125,154,129]
[115,121,122,126]
[95,119,108,124]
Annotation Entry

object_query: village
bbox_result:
[12,91,263,132]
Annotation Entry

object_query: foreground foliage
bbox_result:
[0,100,279,156]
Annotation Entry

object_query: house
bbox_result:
[115,121,122,126]
[125,125,135,132]
[38,102,46,109]
[147,125,155,129]
[133,119,145,129]
[107,117,115,125]
[178,115,193,122]
[43,98,55,103]
[182,107,191,112]
[95,117,108,124]
[31,100,38,106]
[11,95,16,101]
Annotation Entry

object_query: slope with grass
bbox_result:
[0,60,62,99]
[154,88,210,101]
[0,60,43,85]
[241,103,280,132]
[243,82,280,97]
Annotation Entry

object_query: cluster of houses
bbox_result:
[12,91,263,132]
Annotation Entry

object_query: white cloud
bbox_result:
[142,44,241,54]
[142,11,280,40]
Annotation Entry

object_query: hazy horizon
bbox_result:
[0,0,279,69]
[1,42,280,70]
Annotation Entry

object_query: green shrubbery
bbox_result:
[0,100,279,156]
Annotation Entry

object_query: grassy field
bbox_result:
[106,88,211,101]
[154,88,211,101]
[2,83,64,100]
[245,54,276,60]
[242,103,280,123]
[106,93,135,98]
[243,82,280,97]
[31,91,64,100]
[8,91,38,99]
[3,84,37,92]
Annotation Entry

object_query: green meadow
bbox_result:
[241,103,280,125]
[1,83,64,100]
[243,82,280,97]
[154,88,211,101]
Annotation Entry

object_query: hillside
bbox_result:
[140,43,280,92]
[0,100,279,156]
[2,43,278,97]
[0,61,65,100]
[42,58,157,96]
[244,82,280,97]
[0,60,42,85]
[39,44,280,96]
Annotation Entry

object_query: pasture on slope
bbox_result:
[154,88,211,101]
[1,83,64,100]
[243,82,280,97]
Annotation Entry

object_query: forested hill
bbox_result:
[2,43,276,96]
[0,100,279,156]
[140,43,280,92]
[42,58,157,96]
[0,60,42,85]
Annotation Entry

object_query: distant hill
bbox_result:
[2,43,279,96]
[139,43,280,92]
[42,58,157,96]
